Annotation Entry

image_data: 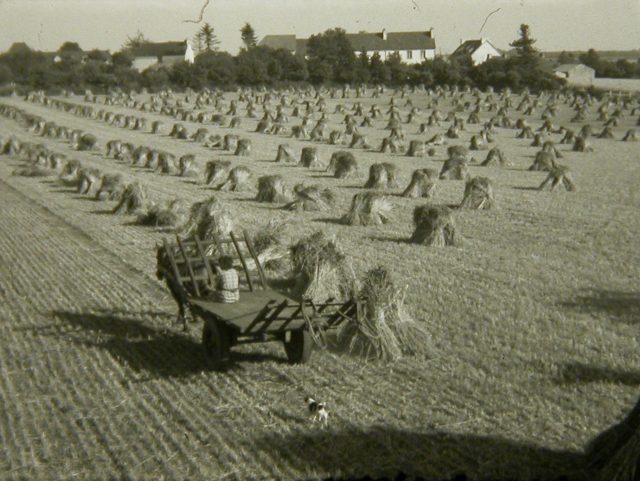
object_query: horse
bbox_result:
[156,243,211,331]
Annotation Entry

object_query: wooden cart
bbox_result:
[159,231,357,367]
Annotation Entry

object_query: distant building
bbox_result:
[128,41,188,72]
[450,39,502,65]
[554,63,595,85]
[259,29,437,64]
[51,50,111,64]
[259,34,298,54]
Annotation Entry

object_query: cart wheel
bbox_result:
[202,319,230,368]
[284,329,314,364]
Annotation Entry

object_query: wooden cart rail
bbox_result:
[245,297,357,334]
[161,231,267,298]
[189,293,357,335]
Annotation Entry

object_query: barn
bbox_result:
[554,63,595,85]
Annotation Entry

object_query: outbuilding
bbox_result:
[554,63,595,85]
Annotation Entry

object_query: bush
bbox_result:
[0,64,13,85]
[195,51,237,86]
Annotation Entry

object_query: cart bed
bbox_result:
[160,233,357,340]
[189,290,306,332]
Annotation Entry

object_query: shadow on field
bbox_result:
[560,290,640,324]
[122,222,177,234]
[48,186,78,194]
[313,217,344,225]
[90,208,115,215]
[180,179,200,185]
[49,309,285,378]
[309,174,335,179]
[368,234,410,244]
[71,194,101,201]
[253,425,587,481]
[556,362,640,386]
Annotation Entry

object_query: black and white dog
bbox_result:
[304,396,328,426]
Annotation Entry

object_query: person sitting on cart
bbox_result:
[214,255,239,303]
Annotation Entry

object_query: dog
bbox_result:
[304,396,328,426]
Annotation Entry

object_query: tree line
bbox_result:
[0,23,586,94]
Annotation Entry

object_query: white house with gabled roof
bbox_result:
[451,38,502,66]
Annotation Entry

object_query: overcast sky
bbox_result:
[0,0,638,55]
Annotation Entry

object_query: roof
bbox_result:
[259,35,297,51]
[555,63,594,73]
[451,39,501,57]
[128,41,186,58]
[452,40,482,56]
[346,31,436,51]
[260,30,436,56]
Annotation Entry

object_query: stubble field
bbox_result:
[0,86,639,481]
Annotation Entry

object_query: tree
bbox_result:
[505,23,562,91]
[8,42,32,55]
[385,52,409,85]
[198,23,220,52]
[195,51,237,85]
[271,48,307,81]
[0,64,13,85]
[169,61,202,89]
[306,28,356,84]
[1,43,48,83]
[87,49,111,63]
[369,52,389,84]
[240,22,257,49]
[579,49,602,71]
[192,30,204,54]
[111,51,133,68]
[307,60,333,85]
[509,24,540,68]
[615,59,637,78]
[353,51,371,84]
[142,66,170,90]
[123,30,149,51]
[235,46,270,85]
[557,51,575,65]
[58,42,82,53]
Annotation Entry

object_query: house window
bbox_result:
[420,50,426,59]
[407,50,412,59]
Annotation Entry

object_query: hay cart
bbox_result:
[159,232,357,367]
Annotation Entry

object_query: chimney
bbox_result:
[382,28,387,41]
[428,27,434,38]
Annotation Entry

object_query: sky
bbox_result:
[0,0,638,55]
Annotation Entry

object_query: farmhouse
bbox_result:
[260,29,436,64]
[554,63,595,85]
[128,41,189,72]
[450,38,502,66]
